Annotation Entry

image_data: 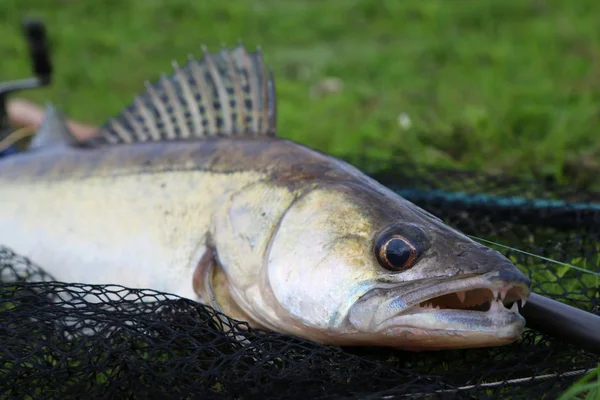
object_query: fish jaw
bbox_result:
[347,270,531,350]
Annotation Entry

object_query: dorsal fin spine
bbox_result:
[145,80,175,139]
[267,68,277,136]
[172,60,198,139]
[97,44,277,144]
[223,49,244,134]
[188,57,215,135]
[257,48,269,135]
[241,46,259,134]
[107,119,132,144]
[122,109,146,141]
[161,73,189,139]
[202,45,232,135]
[134,97,159,140]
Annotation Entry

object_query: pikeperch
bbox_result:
[0,45,531,350]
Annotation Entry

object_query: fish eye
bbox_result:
[375,233,418,272]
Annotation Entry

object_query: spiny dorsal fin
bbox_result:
[97,44,277,145]
[29,103,78,150]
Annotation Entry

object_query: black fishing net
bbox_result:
[2,162,599,400]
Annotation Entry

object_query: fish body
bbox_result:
[0,45,531,350]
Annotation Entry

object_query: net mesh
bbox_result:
[2,162,599,399]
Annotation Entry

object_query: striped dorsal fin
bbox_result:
[96,44,276,145]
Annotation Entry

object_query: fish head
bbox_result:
[264,178,531,350]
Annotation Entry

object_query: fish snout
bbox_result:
[455,244,530,285]
[485,261,532,292]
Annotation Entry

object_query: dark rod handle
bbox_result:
[22,18,52,84]
[522,292,600,356]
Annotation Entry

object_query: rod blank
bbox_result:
[522,293,600,356]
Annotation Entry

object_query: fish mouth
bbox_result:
[404,285,529,316]
[348,271,531,349]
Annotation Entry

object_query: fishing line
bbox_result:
[468,235,600,277]
[470,235,600,357]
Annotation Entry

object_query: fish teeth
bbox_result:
[510,302,519,313]
[499,291,506,301]
[521,297,527,307]
[488,299,504,313]
[491,289,499,301]
[490,300,497,312]
[456,291,466,303]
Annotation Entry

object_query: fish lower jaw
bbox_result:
[375,285,528,333]
[361,286,529,350]
[378,299,525,328]
[373,308,526,350]
[340,307,526,350]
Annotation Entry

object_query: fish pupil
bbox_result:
[386,239,411,267]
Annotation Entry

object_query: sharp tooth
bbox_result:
[436,305,440,309]
[491,289,499,301]
[456,291,466,303]
[510,302,519,313]
[488,299,505,313]
[499,291,506,301]
[521,297,527,307]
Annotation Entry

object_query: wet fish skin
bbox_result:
[0,45,531,350]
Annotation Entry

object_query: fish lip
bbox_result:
[348,269,532,334]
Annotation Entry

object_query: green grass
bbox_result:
[1,0,600,397]
[2,0,600,187]
[558,365,600,400]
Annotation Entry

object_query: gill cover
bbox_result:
[266,187,377,332]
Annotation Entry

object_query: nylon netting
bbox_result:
[1,162,599,399]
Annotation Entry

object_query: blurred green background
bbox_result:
[2,0,599,186]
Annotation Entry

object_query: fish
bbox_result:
[0,44,531,350]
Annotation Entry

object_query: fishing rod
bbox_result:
[522,293,600,356]
[0,18,53,154]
